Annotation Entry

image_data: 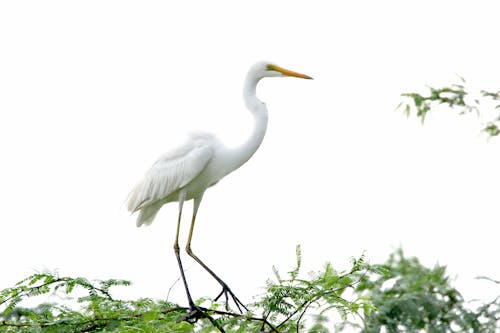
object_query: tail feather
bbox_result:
[136,203,162,227]
[127,180,146,212]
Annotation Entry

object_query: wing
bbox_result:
[127,133,215,212]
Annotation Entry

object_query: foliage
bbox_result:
[343,248,500,333]
[0,273,188,332]
[2,248,498,332]
[0,246,374,333]
[252,246,374,332]
[397,78,500,137]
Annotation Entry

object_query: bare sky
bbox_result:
[1,0,499,308]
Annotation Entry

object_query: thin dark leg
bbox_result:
[185,196,248,313]
[173,196,196,308]
[173,195,209,323]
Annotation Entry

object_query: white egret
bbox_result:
[127,61,312,316]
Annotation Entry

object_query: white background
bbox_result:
[1,0,499,316]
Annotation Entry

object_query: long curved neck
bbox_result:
[225,74,268,173]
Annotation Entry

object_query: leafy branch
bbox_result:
[397,78,500,137]
[0,247,374,333]
[347,248,500,333]
[0,273,126,312]
[2,248,498,332]
[255,246,375,332]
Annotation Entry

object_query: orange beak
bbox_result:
[268,64,313,80]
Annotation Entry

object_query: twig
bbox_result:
[476,276,500,285]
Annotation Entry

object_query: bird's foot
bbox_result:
[181,303,209,324]
[214,282,249,313]
[180,304,227,332]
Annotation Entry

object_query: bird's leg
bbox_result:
[185,196,249,313]
[173,196,206,322]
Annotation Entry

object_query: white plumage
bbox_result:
[128,132,217,226]
[127,61,312,314]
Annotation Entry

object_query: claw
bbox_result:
[213,282,249,313]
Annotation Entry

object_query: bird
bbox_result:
[127,61,312,316]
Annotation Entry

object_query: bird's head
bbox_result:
[250,61,313,80]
